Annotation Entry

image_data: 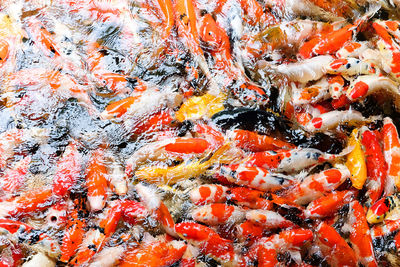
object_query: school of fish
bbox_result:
[2,0,400,266]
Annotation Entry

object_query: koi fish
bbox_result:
[282,164,350,205]
[244,146,351,173]
[218,164,294,192]
[347,200,378,267]
[366,193,400,224]
[304,110,369,132]
[382,117,400,195]
[134,143,231,185]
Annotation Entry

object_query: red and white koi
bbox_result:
[245,228,313,266]
[191,203,245,226]
[52,142,82,197]
[297,12,373,59]
[336,41,369,58]
[328,75,345,99]
[218,164,294,192]
[246,209,295,229]
[382,117,400,195]
[346,75,399,102]
[0,238,23,267]
[326,57,379,76]
[244,146,350,173]
[189,184,228,205]
[372,21,400,82]
[101,88,182,120]
[282,164,350,205]
[303,110,368,132]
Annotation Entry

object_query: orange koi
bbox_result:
[120,239,187,267]
[232,129,295,152]
[0,188,54,218]
[59,208,86,263]
[238,0,276,27]
[194,123,225,148]
[153,0,175,38]
[347,200,378,267]
[86,148,108,212]
[362,129,387,206]
[25,17,61,59]
[69,200,125,266]
[236,221,264,244]
[164,138,210,154]
[174,221,235,264]
[317,222,357,267]
[0,38,9,65]
[305,190,354,218]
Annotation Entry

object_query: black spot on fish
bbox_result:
[177,120,193,137]
[272,175,286,185]
[346,63,351,69]
[313,152,322,160]
[94,226,105,234]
